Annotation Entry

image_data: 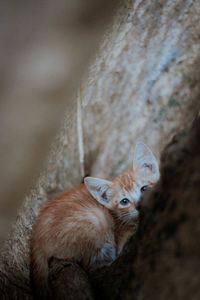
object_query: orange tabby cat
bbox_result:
[30,142,159,298]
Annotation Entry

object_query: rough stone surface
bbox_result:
[0,0,200,299]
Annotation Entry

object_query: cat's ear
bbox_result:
[84,177,112,207]
[133,142,159,180]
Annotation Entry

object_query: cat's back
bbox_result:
[38,183,110,225]
[32,183,114,261]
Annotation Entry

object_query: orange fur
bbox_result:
[30,143,159,298]
[30,184,115,298]
[113,168,135,192]
[30,174,156,297]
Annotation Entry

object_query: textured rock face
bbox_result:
[0,0,200,299]
[82,0,200,179]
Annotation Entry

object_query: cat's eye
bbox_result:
[120,198,130,206]
[140,185,149,192]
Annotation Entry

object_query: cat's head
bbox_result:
[84,142,159,224]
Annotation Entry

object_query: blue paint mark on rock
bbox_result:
[146,47,177,93]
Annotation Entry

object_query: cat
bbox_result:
[30,142,159,298]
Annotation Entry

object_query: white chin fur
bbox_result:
[119,210,139,225]
[132,210,139,218]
